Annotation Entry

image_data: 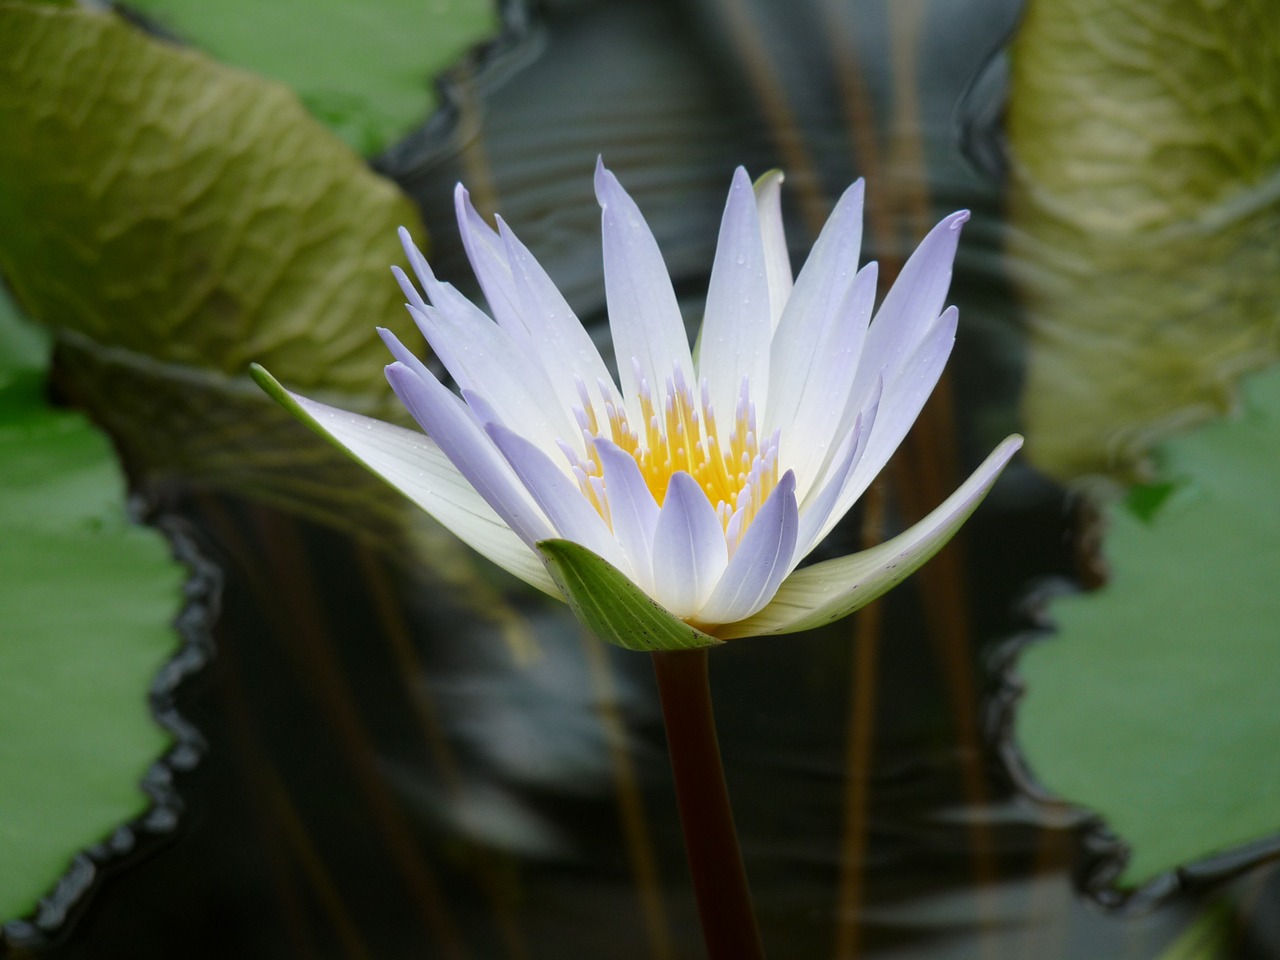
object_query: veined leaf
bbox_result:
[0,1,422,405]
[0,1,534,650]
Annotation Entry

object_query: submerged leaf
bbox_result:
[1009,0,1280,482]
[1153,901,1237,960]
[0,295,183,921]
[1016,365,1280,886]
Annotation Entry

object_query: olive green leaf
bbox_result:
[0,3,409,539]
[0,0,415,533]
[1008,0,1280,482]
[0,2,535,646]
[0,1,422,406]
[1016,366,1280,886]
[536,540,723,652]
[0,294,183,922]
[124,0,499,154]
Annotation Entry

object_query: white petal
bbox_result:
[391,264,429,313]
[453,186,623,441]
[699,166,771,424]
[498,215,619,421]
[830,306,958,527]
[485,423,630,576]
[718,435,1024,639]
[397,227,505,344]
[650,472,728,618]
[766,179,865,439]
[395,226,577,452]
[385,363,553,550]
[754,169,792,330]
[455,184,618,428]
[405,302,577,455]
[697,470,798,625]
[780,261,878,500]
[851,210,968,405]
[593,438,660,594]
[255,368,557,595]
[395,228,440,305]
[793,381,879,561]
[453,184,528,339]
[594,158,694,425]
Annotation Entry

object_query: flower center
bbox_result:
[562,364,780,551]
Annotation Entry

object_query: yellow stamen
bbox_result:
[567,367,780,550]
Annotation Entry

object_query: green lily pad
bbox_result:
[124,0,499,154]
[1016,365,1280,887]
[1008,0,1280,482]
[0,294,184,922]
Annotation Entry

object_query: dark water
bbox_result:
[6,0,1280,957]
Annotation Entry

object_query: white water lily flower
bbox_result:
[254,162,1021,647]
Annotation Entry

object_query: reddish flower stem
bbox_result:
[651,649,767,960]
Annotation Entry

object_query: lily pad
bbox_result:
[0,2,419,542]
[0,2,538,649]
[123,0,500,154]
[0,1,422,406]
[1016,365,1280,887]
[1008,0,1280,482]
[0,294,184,922]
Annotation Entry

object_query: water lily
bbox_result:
[254,161,1021,648]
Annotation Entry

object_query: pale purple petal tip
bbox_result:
[389,265,426,312]
[377,326,433,382]
[397,226,421,264]
[593,155,610,202]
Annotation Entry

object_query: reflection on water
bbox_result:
[7,0,1280,957]
[1008,0,1280,484]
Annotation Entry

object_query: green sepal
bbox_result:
[536,539,724,652]
[752,168,785,191]
[251,363,352,460]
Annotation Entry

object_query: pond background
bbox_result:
[2,0,1279,957]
